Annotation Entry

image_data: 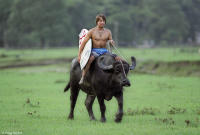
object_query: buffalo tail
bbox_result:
[64,82,70,92]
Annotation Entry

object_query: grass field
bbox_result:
[0,47,200,135]
[0,47,200,63]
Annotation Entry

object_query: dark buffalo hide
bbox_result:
[64,54,136,122]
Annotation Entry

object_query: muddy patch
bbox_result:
[1,57,200,77]
[124,107,160,116]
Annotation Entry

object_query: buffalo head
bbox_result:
[97,55,136,87]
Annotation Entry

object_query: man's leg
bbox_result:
[111,53,123,61]
[106,52,122,62]
[115,56,122,61]
[79,55,95,84]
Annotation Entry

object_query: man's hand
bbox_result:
[109,40,115,46]
[78,54,81,63]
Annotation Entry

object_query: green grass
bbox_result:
[0,47,78,67]
[0,64,200,135]
[0,47,200,64]
[120,47,200,62]
[0,47,200,135]
[0,47,78,60]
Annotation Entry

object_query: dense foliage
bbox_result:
[0,0,200,48]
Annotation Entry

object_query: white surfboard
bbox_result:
[79,29,92,70]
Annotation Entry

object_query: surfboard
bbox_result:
[79,29,92,70]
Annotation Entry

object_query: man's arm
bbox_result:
[108,30,115,46]
[78,30,92,62]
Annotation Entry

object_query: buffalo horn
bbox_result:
[98,61,113,70]
[129,56,136,70]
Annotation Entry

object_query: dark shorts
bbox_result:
[91,48,117,58]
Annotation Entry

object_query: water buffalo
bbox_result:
[64,54,136,122]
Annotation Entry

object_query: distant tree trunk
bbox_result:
[113,21,119,46]
[0,39,3,48]
[0,28,4,48]
[40,37,46,48]
[195,32,200,45]
[3,41,9,49]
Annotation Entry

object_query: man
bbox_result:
[78,14,120,84]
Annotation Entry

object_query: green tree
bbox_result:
[1,0,199,48]
[178,0,200,43]
[5,0,74,48]
[0,0,13,48]
[147,0,189,44]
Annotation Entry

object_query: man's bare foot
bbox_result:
[79,76,84,85]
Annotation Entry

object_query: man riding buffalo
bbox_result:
[78,14,122,85]
[64,14,136,122]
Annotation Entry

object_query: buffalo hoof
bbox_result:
[68,115,74,120]
[100,117,106,123]
[115,118,122,123]
[115,113,123,123]
[90,116,96,121]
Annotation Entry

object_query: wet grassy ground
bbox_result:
[0,47,200,135]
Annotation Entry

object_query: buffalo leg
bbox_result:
[85,95,96,120]
[97,96,106,122]
[68,86,80,119]
[115,92,123,122]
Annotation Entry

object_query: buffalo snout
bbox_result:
[122,79,131,87]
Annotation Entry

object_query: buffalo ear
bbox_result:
[130,56,136,70]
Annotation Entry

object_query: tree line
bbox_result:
[0,0,200,48]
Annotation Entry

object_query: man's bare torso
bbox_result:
[90,27,111,48]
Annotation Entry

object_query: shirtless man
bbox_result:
[78,14,120,84]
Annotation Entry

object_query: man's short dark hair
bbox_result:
[96,14,106,25]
